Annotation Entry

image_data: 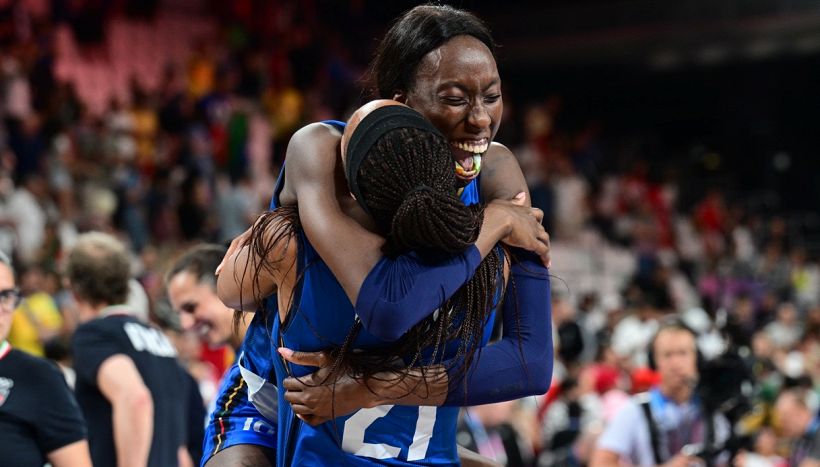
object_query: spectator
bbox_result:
[8,264,63,356]
[773,387,820,467]
[765,302,803,350]
[0,250,92,466]
[166,243,248,351]
[67,232,194,467]
[591,319,730,466]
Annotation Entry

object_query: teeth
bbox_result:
[194,322,211,337]
[453,141,489,154]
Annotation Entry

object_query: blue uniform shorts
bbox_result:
[201,364,277,466]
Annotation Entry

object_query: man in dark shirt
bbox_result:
[0,250,92,466]
[68,232,193,467]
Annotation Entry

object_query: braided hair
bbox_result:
[239,118,506,399]
[339,125,506,393]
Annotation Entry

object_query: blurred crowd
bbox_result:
[0,1,817,466]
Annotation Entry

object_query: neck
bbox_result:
[660,383,693,404]
[231,320,250,351]
[77,301,114,322]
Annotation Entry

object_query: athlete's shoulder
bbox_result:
[486,141,514,159]
[290,121,343,145]
[285,122,343,175]
[480,141,526,202]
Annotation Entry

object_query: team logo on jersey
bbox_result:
[0,377,13,407]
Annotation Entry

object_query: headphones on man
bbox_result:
[646,316,704,372]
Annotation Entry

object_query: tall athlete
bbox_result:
[207,5,550,466]
[218,102,552,465]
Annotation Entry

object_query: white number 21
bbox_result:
[341,405,437,461]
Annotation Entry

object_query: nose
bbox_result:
[467,101,491,132]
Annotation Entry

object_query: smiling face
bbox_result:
[167,271,235,348]
[400,35,502,182]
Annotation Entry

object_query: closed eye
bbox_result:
[440,95,466,105]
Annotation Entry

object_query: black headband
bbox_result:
[345,105,443,214]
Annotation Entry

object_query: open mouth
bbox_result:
[451,140,488,180]
[192,321,212,338]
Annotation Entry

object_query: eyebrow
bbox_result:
[437,79,500,92]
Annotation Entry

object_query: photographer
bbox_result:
[591,319,730,467]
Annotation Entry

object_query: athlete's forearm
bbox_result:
[443,250,553,406]
[355,201,541,342]
[365,253,552,407]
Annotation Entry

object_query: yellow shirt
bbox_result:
[8,292,62,357]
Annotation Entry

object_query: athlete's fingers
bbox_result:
[530,207,544,224]
[537,231,551,268]
[282,375,312,391]
[278,347,330,368]
[288,402,315,415]
[526,229,549,268]
[283,388,305,404]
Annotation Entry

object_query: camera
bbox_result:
[688,352,755,465]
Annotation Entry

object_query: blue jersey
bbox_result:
[266,121,493,465]
[233,120,350,421]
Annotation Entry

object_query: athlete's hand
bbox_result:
[215,226,252,276]
[278,348,370,426]
[486,192,551,267]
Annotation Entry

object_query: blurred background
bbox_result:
[1,0,819,465]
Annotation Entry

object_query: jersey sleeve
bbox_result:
[354,246,482,341]
[35,361,88,453]
[72,321,125,386]
[443,250,553,406]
